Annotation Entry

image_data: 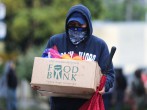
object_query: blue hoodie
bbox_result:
[42,4,115,109]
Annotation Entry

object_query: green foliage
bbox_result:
[103,0,146,21]
[103,1,125,21]
[0,98,6,110]
[3,0,104,53]
[2,0,25,16]
[5,7,53,52]
[11,9,30,42]
[0,64,4,77]
[131,2,146,20]
[16,45,45,81]
[81,0,105,19]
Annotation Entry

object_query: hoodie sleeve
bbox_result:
[98,41,115,92]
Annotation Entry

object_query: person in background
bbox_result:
[33,4,115,110]
[6,61,18,110]
[114,68,127,110]
[132,69,146,110]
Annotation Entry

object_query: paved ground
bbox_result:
[0,97,50,110]
[18,98,50,110]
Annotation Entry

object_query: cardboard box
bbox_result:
[31,57,102,98]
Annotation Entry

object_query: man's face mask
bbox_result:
[68,21,87,45]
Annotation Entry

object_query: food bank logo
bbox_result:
[47,64,79,81]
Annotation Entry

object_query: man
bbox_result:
[41,4,115,110]
[7,61,18,110]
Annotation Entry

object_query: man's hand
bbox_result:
[98,87,105,95]
[31,85,40,90]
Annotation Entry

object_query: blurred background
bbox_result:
[0,0,147,110]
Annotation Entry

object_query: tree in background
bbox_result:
[16,45,45,81]
[103,0,146,21]
[3,0,104,54]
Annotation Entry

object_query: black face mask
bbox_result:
[68,27,87,45]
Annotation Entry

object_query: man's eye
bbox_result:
[68,21,81,27]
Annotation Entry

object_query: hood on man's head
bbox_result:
[67,12,86,25]
[66,4,93,36]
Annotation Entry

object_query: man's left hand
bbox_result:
[98,87,105,95]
